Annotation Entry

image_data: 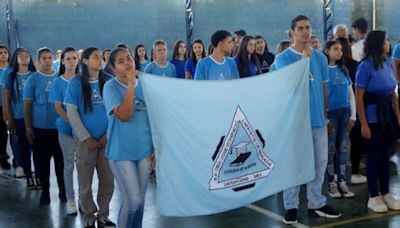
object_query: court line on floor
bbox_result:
[246,204,310,228]
[313,210,400,228]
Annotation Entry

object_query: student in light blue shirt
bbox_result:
[48,47,79,215]
[23,47,65,205]
[323,40,356,199]
[273,15,341,224]
[194,30,239,80]
[170,40,187,79]
[103,47,154,228]
[134,44,150,72]
[0,45,11,171]
[233,35,262,78]
[64,47,115,227]
[144,40,176,77]
[4,48,37,189]
[185,39,206,79]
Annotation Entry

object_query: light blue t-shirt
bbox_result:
[273,47,329,127]
[355,59,397,123]
[0,67,12,106]
[4,71,33,119]
[327,66,352,110]
[194,56,239,80]
[64,75,110,140]
[139,60,150,72]
[23,71,58,129]
[103,78,153,161]
[393,43,400,60]
[49,75,74,135]
[144,61,176,77]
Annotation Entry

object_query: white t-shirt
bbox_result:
[352,39,364,62]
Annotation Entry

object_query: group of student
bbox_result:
[1,13,400,228]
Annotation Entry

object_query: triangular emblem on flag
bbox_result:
[209,106,275,191]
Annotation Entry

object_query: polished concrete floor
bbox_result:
[2,152,400,228]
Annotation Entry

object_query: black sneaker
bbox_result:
[283,208,298,224]
[39,191,50,205]
[26,178,35,190]
[97,218,116,228]
[59,190,67,203]
[0,159,11,170]
[309,205,341,218]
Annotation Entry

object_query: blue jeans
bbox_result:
[58,133,76,200]
[109,158,151,228]
[326,108,350,182]
[283,126,328,210]
[13,119,37,179]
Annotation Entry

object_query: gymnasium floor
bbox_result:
[1,154,400,228]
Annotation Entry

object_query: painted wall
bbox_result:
[1,0,399,56]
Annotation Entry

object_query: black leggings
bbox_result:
[33,128,65,192]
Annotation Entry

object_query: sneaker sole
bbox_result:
[282,219,298,225]
[312,210,342,218]
[368,207,388,213]
[343,194,355,198]
[329,193,342,198]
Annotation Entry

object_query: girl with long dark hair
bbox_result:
[134,44,149,72]
[336,37,367,185]
[64,47,115,227]
[48,47,79,214]
[185,39,206,79]
[4,48,37,189]
[323,40,356,199]
[356,30,400,212]
[170,40,187,78]
[234,35,262,78]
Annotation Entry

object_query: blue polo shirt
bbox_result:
[355,59,396,123]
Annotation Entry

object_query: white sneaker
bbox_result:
[338,181,355,198]
[66,199,77,215]
[351,174,367,184]
[328,182,342,198]
[15,167,25,178]
[383,193,400,210]
[368,196,388,213]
